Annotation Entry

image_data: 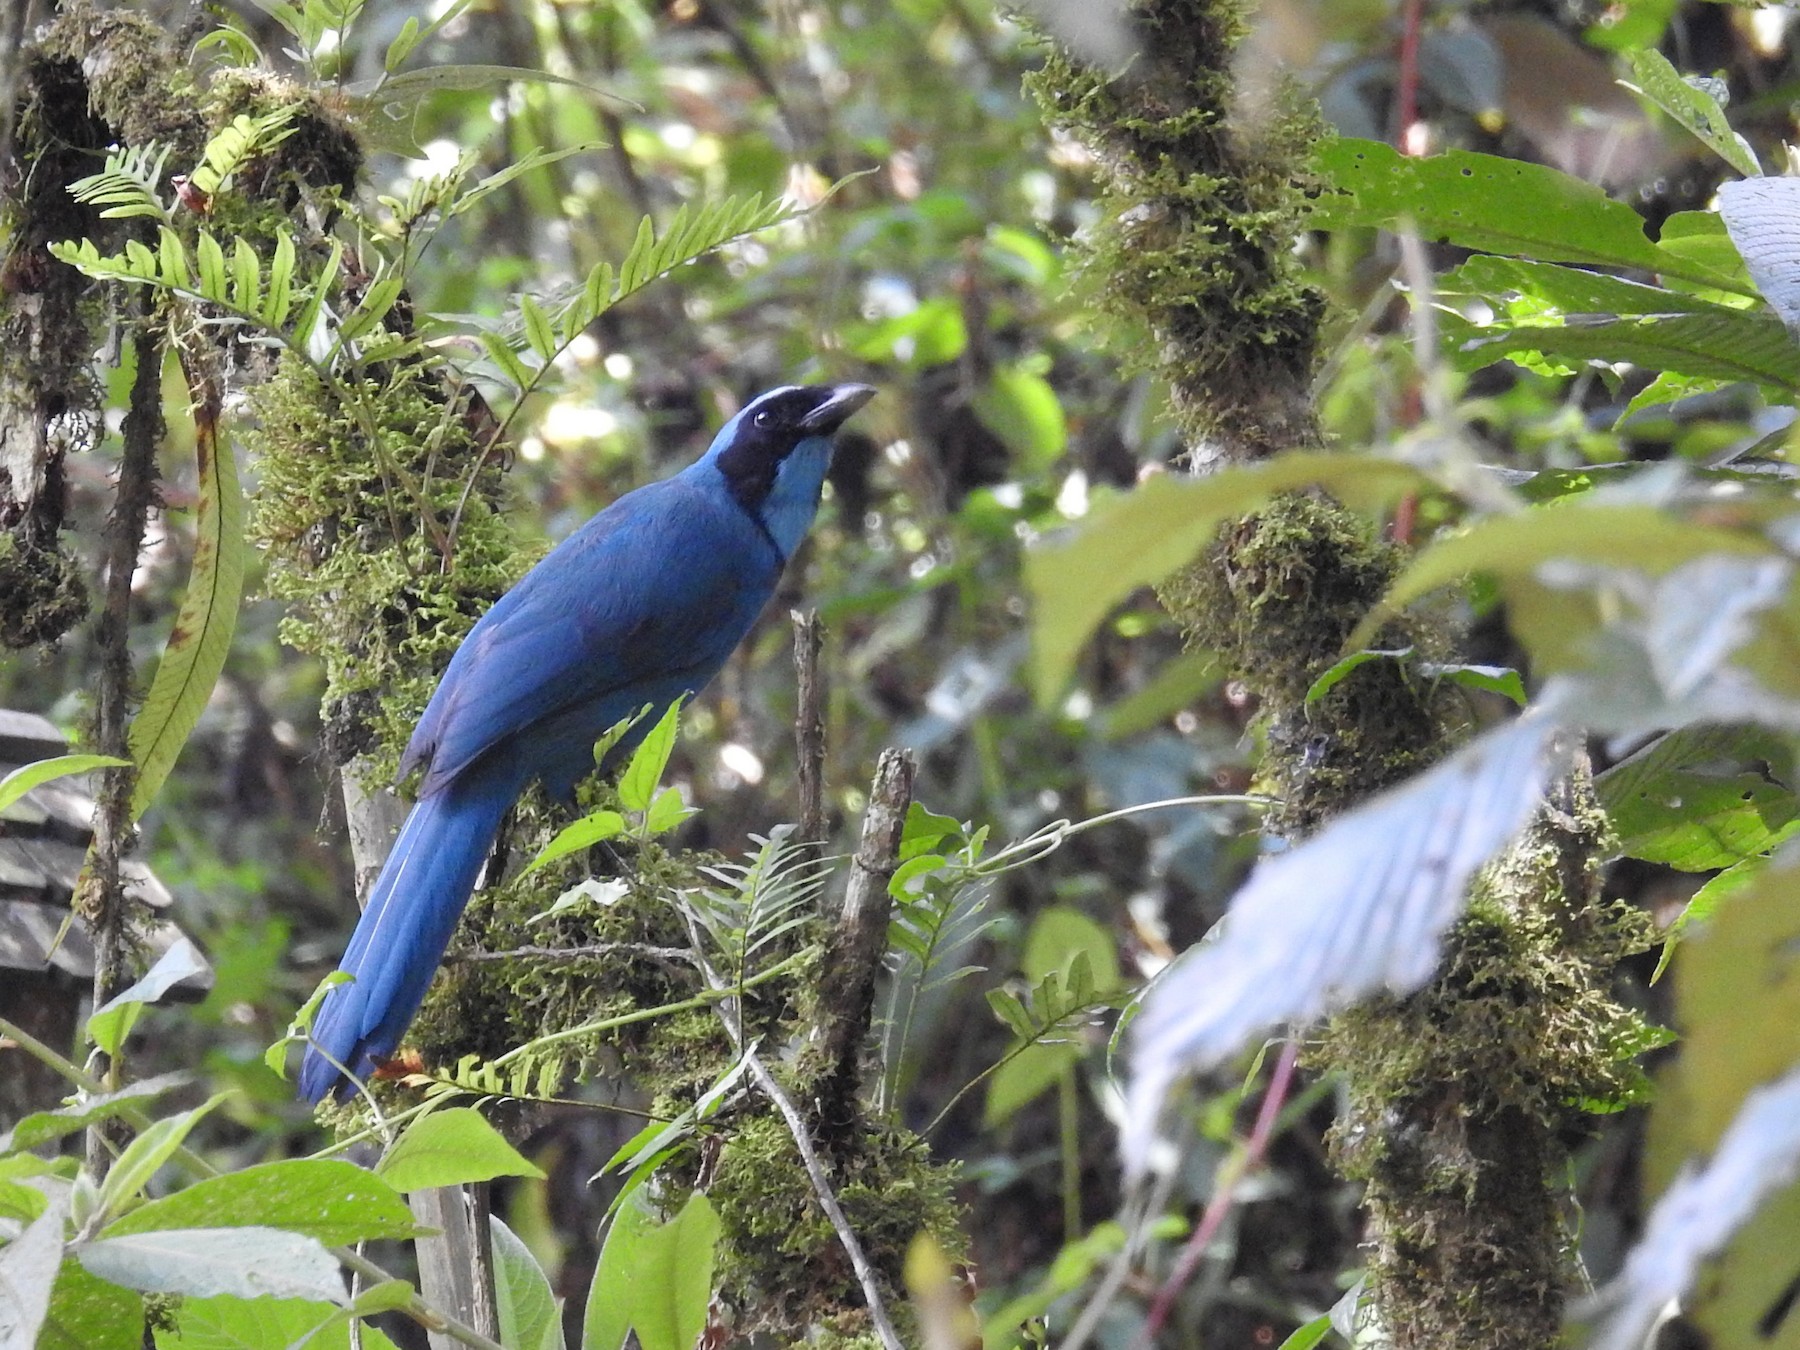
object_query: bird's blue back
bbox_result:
[299,383,873,1102]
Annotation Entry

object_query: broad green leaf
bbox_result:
[645,786,693,835]
[1440,255,1739,318]
[1597,725,1800,871]
[0,1074,187,1154]
[984,1038,1080,1127]
[1099,649,1220,739]
[43,1257,143,1350]
[76,1228,346,1305]
[1027,451,1427,703]
[899,802,965,861]
[1652,854,1763,983]
[848,298,968,368]
[0,1184,70,1349]
[155,1294,399,1349]
[87,939,210,1056]
[1650,857,1800,1175]
[1353,503,1769,648]
[375,1107,545,1192]
[1023,906,1119,991]
[0,753,127,815]
[478,330,533,390]
[95,1094,230,1224]
[973,364,1067,469]
[618,700,683,814]
[1622,50,1760,178]
[492,1217,563,1350]
[521,810,627,879]
[195,231,227,303]
[583,1199,654,1350]
[127,379,244,818]
[630,1193,721,1350]
[103,1159,417,1246]
[1443,308,1800,391]
[1314,138,1728,286]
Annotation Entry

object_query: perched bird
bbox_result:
[299,382,877,1102]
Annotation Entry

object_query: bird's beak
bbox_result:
[800,383,877,434]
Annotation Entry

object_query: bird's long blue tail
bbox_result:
[299,764,520,1103]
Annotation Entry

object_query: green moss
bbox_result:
[1318,769,1657,1350]
[0,530,88,649]
[244,352,520,771]
[1159,494,1459,833]
[1024,0,1326,462]
[704,1113,963,1341]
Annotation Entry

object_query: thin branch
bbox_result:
[792,610,828,850]
[82,323,163,1178]
[680,925,908,1350]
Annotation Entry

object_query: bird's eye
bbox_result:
[753,409,773,429]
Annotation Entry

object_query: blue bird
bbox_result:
[299,382,876,1103]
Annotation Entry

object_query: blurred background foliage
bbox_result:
[5,0,1800,1344]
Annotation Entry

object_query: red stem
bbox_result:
[1139,1040,1303,1342]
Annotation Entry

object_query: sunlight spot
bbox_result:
[719,742,764,785]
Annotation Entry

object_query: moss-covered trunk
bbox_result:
[1027,3,1650,1344]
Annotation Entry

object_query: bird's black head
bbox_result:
[704,383,877,551]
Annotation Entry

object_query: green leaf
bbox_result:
[1313,138,1744,291]
[154,1294,399,1349]
[0,1075,186,1154]
[1274,1314,1337,1350]
[1305,648,1411,707]
[1440,255,1738,319]
[1622,50,1760,177]
[520,810,627,879]
[265,233,296,327]
[87,939,210,1057]
[645,786,693,835]
[630,1193,721,1350]
[76,1228,346,1305]
[492,1217,563,1350]
[584,1199,653,1350]
[1,1184,71,1349]
[1099,649,1221,739]
[288,239,343,349]
[381,0,476,73]
[618,700,683,814]
[478,330,533,390]
[195,231,227,303]
[375,1107,546,1192]
[1352,503,1770,648]
[984,1038,1080,1127]
[128,392,244,819]
[1652,854,1764,983]
[229,237,259,315]
[44,1257,143,1350]
[519,294,558,363]
[899,802,965,861]
[1443,307,1800,391]
[103,1159,417,1246]
[1420,662,1528,707]
[335,271,406,346]
[847,298,968,368]
[188,109,299,199]
[1027,451,1427,703]
[1023,905,1120,991]
[972,364,1067,469]
[0,753,128,815]
[1597,725,1800,871]
[95,1094,231,1226]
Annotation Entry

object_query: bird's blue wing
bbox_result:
[404,476,780,797]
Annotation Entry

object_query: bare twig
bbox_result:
[679,926,908,1350]
[814,749,914,1130]
[82,325,163,1178]
[792,610,828,850]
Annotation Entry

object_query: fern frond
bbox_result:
[189,106,300,198]
[68,143,173,224]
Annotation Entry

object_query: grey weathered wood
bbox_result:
[340,757,499,1348]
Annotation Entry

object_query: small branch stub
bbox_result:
[814,747,915,1132]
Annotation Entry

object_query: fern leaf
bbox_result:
[189,107,300,199]
[195,231,228,303]
[230,237,260,314]
[265,233,296,327]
